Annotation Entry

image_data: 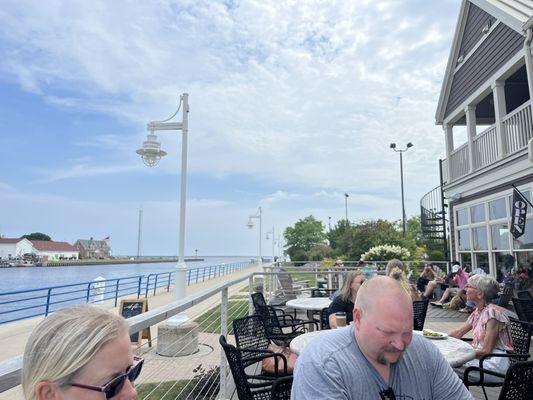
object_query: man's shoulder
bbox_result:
[298,326,357,364]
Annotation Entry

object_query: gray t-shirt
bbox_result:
[291,325,473,400]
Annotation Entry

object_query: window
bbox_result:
[489,198,507,220]
[471,204,486,223]
[456,208,468,226]
[491,224,510,250]
[472,227,488,250]
[513,219,533,249]
[475,253,490,275]
[460,253,472,272]
[458,229,471,251]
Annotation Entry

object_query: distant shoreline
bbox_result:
[0,257,205,268]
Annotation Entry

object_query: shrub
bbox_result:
[360,244,410,262]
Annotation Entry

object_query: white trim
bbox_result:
[471,0,528,33]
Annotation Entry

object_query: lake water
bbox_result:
[0,256,253,292]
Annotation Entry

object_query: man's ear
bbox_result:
[34,381,61,400]
[353,307,362,327]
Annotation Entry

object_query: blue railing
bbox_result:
[0,261,255,325]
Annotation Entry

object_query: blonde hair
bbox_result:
[387,266,420,301]
[339,271,364,302]
[22,305,129,400]
[386,259,404,276]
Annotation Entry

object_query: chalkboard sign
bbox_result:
[119,298,151,348]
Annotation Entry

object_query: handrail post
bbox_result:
[137,277,142,299]
[248,275,254,315]
[45,288,53,316]
[114,279,120,306]
[86,282,92,303]
[219,287,229,400]
[153,274,159,296]
[145,275,151,298]
[168,272,172,291]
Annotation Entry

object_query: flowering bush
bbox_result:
[360,245,410,262]
[503,273,531,290]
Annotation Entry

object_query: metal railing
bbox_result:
[0,261,254,325]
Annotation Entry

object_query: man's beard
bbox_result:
[377,348,405,365]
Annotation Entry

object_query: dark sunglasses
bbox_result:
[69,356,143,398]
[379,387,396,400]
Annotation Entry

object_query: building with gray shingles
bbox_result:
[74,238,112,259]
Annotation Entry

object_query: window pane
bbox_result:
[475,253,490,275]
[491,224,509,250]
[470,204,485,223]
[472,227,488,250]
[460,253,472,272]
[489,198,507,220]
[456,208,468,226]
[458,229,471,251]
[513,219,533,249]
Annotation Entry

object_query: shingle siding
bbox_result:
[458,3,497,60]
[445,22,524,119]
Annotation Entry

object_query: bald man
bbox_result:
[291,276,473,399]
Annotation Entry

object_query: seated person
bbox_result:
[327,271,364,328]
[417,264,436,293]
[22,305,141,400]
[430,263,469,306]
[449,275,513,380]
[386,259,420,300]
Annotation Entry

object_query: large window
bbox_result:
[458,229,471,251]
[491,224,510,250]
[489,198,507,220]
[471,204,486,223]
[472,227,488,250]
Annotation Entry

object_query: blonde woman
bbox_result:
[386,259,420,301]
[22,305,141,400]
[327,271,365,328]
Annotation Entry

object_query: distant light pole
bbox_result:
[247,207,262,268]
[344,193,349,222]
[265,227,275,262]
[136,93,189,301]
[328,216,332,231]
[390,142,414,236]
[195,249,198,259]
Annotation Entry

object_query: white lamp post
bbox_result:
[265,226,275,263]
[137,93,190,302]
[247,207,262,269]
[390,142,413,237]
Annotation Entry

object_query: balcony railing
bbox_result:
[445,101,532,183]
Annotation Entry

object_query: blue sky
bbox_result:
[0,0,463,256]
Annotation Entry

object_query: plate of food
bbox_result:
[422,329,448,340]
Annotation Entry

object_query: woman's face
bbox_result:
[350,275,365,293]
[57,333,137,400]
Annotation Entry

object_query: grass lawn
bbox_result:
[283,266,317,287]
[137,381,191,399]
[194,299,249,333]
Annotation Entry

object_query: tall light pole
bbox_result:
[247,207,262,268]
[136,93,190,301]
[390,142,413,237]
[344,193,349,222]
[265,227,275,262]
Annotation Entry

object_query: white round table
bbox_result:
[286,298,332,331]
[290,329,476,367]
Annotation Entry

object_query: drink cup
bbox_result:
[335,312,347,327]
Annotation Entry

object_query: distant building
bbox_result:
[30,240,79,260]
[0,238,34,260]
[75,238,112,259]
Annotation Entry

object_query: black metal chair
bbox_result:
[220,335,285,400]
[257,305,318,345]
[251,292,300,325]
[412,300,429,331]
[512,297,533,323]
[495,286,514,308]
[516,290,532,300]
[311,288,336,298]
[270,376,293,400]
[496,360,533,400]
[320,307,330,330]
[463,318,532,400]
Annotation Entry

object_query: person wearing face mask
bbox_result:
[22,305,141,400]
[291,276,472,399]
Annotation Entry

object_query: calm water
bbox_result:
[0,256,253,292]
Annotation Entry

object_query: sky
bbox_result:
[0,0,466,256]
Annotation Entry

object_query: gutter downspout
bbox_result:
[525,27,533,100]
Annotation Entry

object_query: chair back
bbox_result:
[219,335,254,400]
[512,297,533,323]
[320,307,330,330]
[233,315,270,353]
[495,286,514,308]
[412,300,429,331]
[497,360,533,400]
[271,376,294,400]
[507,317,533,365]
[516,290,533,300]
[277,270,299,299]
[251,292,267,313]
[257,305,284,336]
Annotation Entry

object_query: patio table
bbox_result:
[290,329,476,367]
[286,297,332,331]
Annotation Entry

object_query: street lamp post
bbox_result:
[390,142,414,236]
[136,93,190,301]
[265,227,275,262]
[247,207,262,268]
[344,193,349,222]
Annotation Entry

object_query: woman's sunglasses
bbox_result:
[69,356,144,399]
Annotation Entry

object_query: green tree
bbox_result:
[21,232,52,241]
[284,216,327,260]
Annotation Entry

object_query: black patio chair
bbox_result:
[311,288,336,298]
[219,335,285,400]
[496,360,533,400]
[462,318,532,400]
[512,297,533,323]
[251,292,300,325]
[257,305,318,345]
[412,299,429,331]
[270,376,293,400]
[494,286,514,308]
[516,290,532,300]
[320,307,330,330]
